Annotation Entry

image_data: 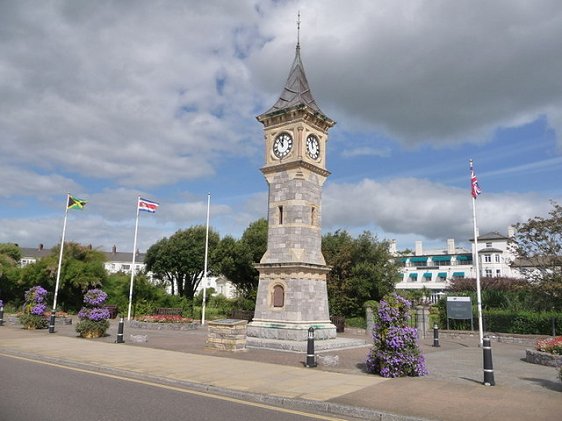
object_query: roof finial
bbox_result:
[297,11,301,49]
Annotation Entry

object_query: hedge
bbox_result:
[439,309,562,335]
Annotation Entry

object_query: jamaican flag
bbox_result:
[68,195,87,210]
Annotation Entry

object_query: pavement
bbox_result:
[0,317,561,421]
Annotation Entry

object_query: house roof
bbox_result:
[20,247,51,259]
[257,44,331,122]
[478,247,504,253]
[470,232,510,242]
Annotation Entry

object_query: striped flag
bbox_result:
[138,197,159,213]
[470,161,481,199]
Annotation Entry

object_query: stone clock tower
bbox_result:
[247,41,337,343]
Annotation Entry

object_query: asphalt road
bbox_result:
[0,355,353,421]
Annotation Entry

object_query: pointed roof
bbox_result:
[259,44,327,119]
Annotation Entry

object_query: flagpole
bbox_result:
[127,196,141,321]
[470,160,484,346]
[50,193,70,333]
[201,192,211,325]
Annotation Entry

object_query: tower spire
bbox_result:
[297,11,301,50]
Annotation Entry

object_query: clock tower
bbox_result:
[247,40,337,342]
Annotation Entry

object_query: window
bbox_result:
[273,285,284,307]
[485,269,493,277]
[484,255,491,263]
[278,206,284,225]
[496,269,501,277]
[122,264,130,270]
[486,242,493,248]
[495,255,500,263]
[311,206,316,226]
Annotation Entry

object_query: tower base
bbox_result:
[247,320,336,341]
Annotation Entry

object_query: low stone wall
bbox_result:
[439,330,549,347]
[129,320,199,331]
[526,349,562,367]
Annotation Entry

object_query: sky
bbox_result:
[1,0,562,255]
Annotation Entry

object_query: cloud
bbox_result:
[341,146,392,158]
[253,0,562,149]
[0,1,264,189]
[323,178,557,245]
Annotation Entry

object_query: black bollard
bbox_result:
[433,324,440,347]
[0,305,4,326]
[306,327,317,368]
[48,312,56,333]
[482,336,495,386]
[116,317,125,343]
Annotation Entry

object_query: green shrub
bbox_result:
[19,313,48,329]
[346,316,367,329]
[75,319,109,337]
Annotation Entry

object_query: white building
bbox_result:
[393,229,523,296]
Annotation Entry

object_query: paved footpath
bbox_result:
[1,319,561,421]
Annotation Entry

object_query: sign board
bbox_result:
[446,296,472,320]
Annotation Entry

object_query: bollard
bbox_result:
[306,327,317,368]
[48,312,56,333]
[433,324,440,347]
[482,336,495,386]
[116,317,125,343]
[0,306,4,326]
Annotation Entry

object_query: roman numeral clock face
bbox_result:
[273,133,293,158]
[306,134,320,160]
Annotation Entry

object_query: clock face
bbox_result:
[273,133,293,158]
[306,134,320,160]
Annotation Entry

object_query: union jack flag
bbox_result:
[138,197,159,213]
[470,161,481,199]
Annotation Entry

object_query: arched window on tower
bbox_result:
[273,285,284,308]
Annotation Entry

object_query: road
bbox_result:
[0,354,351,421]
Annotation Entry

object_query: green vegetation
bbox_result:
[322,230,399,318]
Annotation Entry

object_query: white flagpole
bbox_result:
[201,192,211,325]
[50,193,70,333]
[470,160,484,346]
[127,196,141,321]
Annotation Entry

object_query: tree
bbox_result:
[214,218,267,298]
[511,201,562,310]
[19,243,107,311]
[322,230,400,317]
[0,243,23,304]
[144,225,220,301]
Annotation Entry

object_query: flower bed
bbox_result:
[76,289,110,338]
[19,286,49,329]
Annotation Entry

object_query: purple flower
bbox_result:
[366,293,428,378]
[83,289,108,306]
[31,303,46,315]
[25,286,48,304]
[78,307,110,321]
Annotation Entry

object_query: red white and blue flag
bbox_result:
[138,197,159,213]
[470,161,481,199]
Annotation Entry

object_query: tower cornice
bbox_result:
[261,159,331,178]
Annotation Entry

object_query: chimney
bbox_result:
[447,239,455,254]
[507,226,515,237]
[389,240,397,256]
[415,240,423,256]
[38,243,44,251]
[112,245,117,254]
